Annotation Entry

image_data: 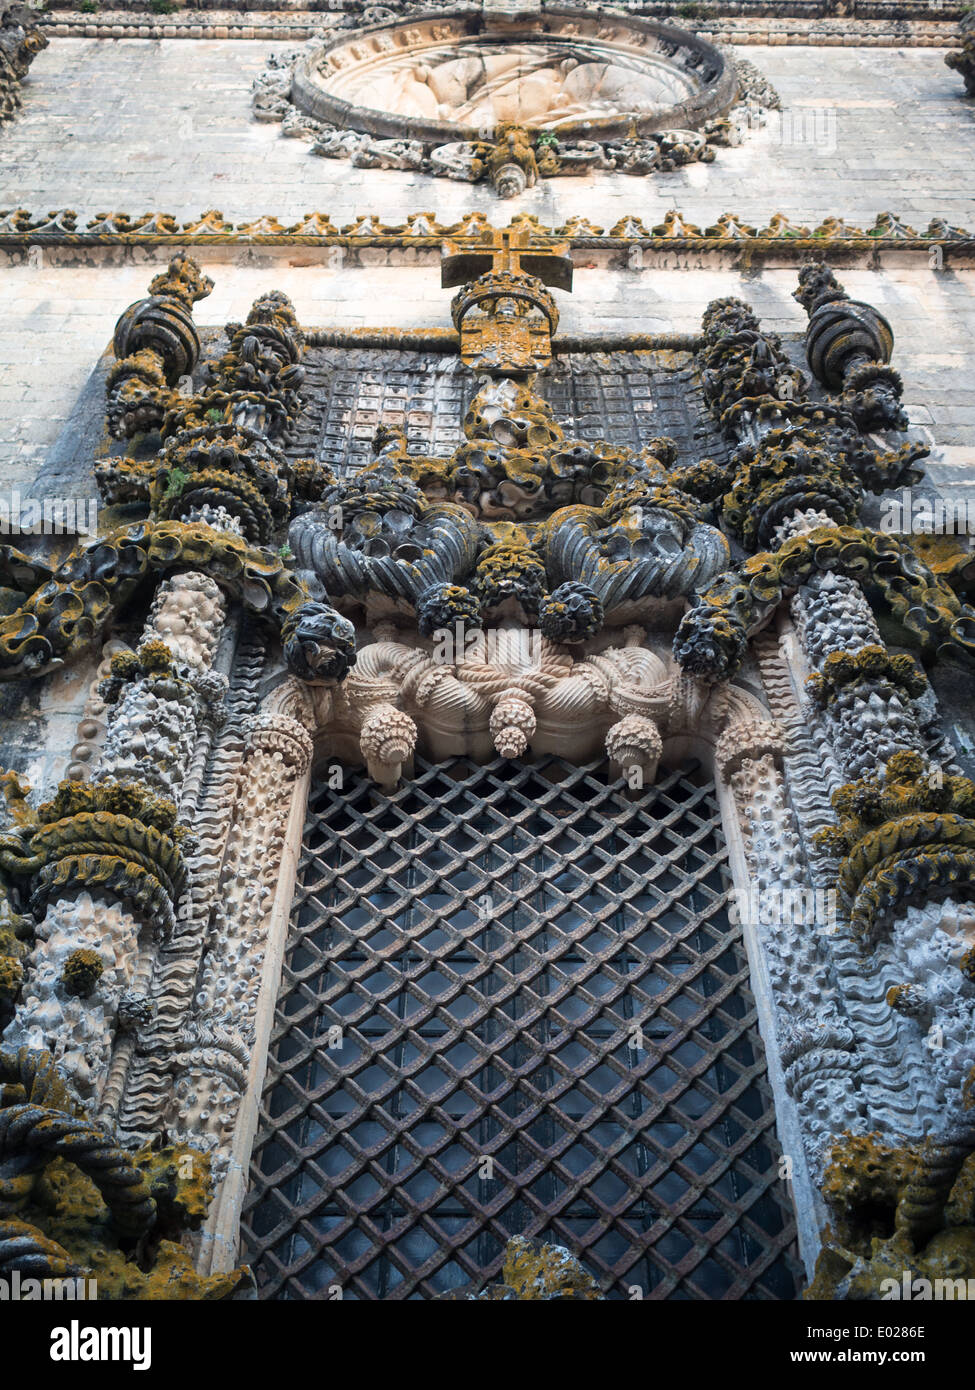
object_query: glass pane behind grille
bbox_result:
[241,756,801,1300]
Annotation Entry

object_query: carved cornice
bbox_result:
[36,7,968,48]
[1,210,972,267]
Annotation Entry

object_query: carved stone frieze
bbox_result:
[2,207,971,267]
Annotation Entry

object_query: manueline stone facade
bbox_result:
[2,1,975,1311]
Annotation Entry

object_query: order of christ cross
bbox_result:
[441,224,574,291]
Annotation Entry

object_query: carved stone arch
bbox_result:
[660,671,784,776]
[202,658,828,1276]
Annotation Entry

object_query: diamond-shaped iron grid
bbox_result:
[241,757,801,1300]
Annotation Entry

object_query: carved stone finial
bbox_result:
[489,693,536,758]
[359,703,417,789]
[606,714,662,787]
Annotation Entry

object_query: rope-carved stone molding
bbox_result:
[273,649,782,785]
[0,1046,249,1296]
[1,208,972,263]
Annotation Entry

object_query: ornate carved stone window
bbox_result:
[242,755,801,1299]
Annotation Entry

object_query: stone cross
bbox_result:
[441,224,573,292]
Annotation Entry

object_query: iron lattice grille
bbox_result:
[242,757,801,1300]
[286,349,728,476]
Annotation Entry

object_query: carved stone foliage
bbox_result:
[0,5,46,127]
[0,1046,248,1297]
[0,517,342,683]
[946,10,975,96]
[254,13,773,196]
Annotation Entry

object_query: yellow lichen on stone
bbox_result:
[819,1131,918,1249]
[0,951,23,1004]
[61,948,104,999]
[500,1235,603,1299]
[21,1153,249,1301]
[133,1144,215,1234]
[438,1235,604,1300]
[807,1133,975,1299]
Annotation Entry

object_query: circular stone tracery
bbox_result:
[291,10,737,145]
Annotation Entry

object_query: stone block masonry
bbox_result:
[0,38,973,487]
[0,40,972,227]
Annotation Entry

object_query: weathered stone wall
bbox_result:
[1,38,973,486]
[2,260,973,491]
[2,39,970,224]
